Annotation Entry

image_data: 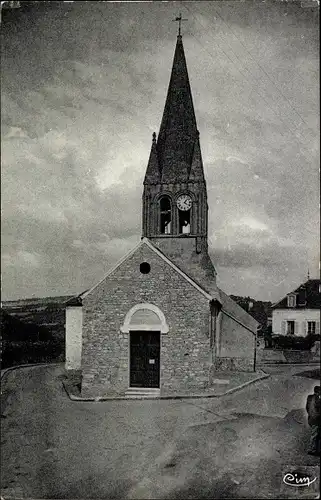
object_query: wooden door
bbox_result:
[130,331,160,388]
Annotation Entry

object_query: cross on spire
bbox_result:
[173,13,187,37]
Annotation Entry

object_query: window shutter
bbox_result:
[294,321,299,335]
[302,321,307,336]
[281,321,286,335]
[316,322,320,335]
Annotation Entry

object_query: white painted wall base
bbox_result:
[65,306,83,370]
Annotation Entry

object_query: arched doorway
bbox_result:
[121,304,168,388]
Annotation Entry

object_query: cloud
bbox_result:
[2,250,41,269]
[211,240,303,270]
[3,126,29,139]
[1,1,319,300]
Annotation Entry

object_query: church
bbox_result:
[65,31,258,398]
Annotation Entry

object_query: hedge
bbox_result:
[271,334,320,351]
[1,339,64,369]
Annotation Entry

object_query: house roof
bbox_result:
[272,279,321,309]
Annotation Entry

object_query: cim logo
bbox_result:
[283,471,317,488]
[281,466,320,498]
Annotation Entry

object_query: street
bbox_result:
[1,363,320,499]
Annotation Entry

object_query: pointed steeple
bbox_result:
[157,35,198,183]
[144,132,160,184]
[142,31,216,286]
[189,131,205,182]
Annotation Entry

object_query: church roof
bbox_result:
[156,35,199,183]
[216,288,259,333]
[77,238,220,304]
[68,238,257,334]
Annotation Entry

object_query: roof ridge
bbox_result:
[73,238,219,304]
[80,240,143,300]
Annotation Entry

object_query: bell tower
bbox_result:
[142,33,216,285]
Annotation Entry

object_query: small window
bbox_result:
[307,321,316,335]
[140,262,151,274]
[287,320,295,335]
[160,197,171,234]
[287,295,296,308]
[297,287,306,306]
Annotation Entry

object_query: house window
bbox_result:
[297,287,306,306]
[287,295,296,308]
[307,321,316,335]
[286,321,295,335]
[159,197,171,234]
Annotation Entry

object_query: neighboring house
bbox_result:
[272,279,320,337]
[65,32,258,399]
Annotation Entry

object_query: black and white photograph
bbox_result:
[1,1,320,499]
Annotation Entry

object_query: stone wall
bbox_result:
[81,243,211,397]
[217,312,255,372]
[214,357,254,372]
[151,236,216,286]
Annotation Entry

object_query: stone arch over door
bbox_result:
[120,303,169,333]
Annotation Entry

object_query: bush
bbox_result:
[272,335,311,350]
[305,333,321,349]
[1,339,64,369]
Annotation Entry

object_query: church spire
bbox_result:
[142,28,216,285]
[189,130,205,182]
[156,34,198,183]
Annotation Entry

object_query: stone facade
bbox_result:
[217,308,256,372]
[81,242,213,398]
[151,236,216,287]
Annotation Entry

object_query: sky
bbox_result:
[1,0,319,302]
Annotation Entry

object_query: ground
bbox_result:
[1,364,320,499]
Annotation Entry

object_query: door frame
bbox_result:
[129,330,161,388]
[121,303,168,390]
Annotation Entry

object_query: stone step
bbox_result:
[126,387,160,392]
[125,387,160,399]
